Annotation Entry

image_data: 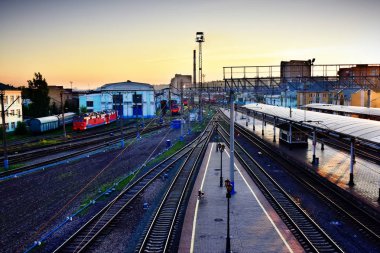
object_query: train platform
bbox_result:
[220,108,380,211]
[179,143,303,253]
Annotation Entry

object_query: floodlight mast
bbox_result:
[196,32,204,122]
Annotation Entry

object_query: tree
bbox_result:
[50,101,59,115]
[80,106,87,114]
[15,121,27,135]
[26,72,50,117]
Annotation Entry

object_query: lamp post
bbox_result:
[196,32,204,122]
[220,144,225,187]
[225,179,232,253]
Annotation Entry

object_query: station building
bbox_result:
[79,81,156,118]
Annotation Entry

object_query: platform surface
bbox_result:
[221,108,380,210]
[179,143,303,253]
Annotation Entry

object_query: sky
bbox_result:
[1,0,379,89]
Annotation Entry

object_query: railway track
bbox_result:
[219,111,380,250]
[221,111,380,238]
[136,122,213,253]
[0,123,166,167]
[0,125,165,179]
[217,114,344,252]
[53,121,213,253]
[0,121,137,153]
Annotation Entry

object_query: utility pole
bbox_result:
[180,81,184,141]
[120,92,124,146]
[0,92,9,170]
[60,91,66,139]
[229,89,235,193]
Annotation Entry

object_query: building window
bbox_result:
[86,101,94,107]
[17,109,21,117]
[113,94,123,104]
[5,96,8,104]
[5,123,9,130]
[10,96,14,103]
[309,94,312,98]
[11,122,15,129]
[10,110,14,116]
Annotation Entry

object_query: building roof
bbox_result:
[0,83,18,91]
[243,103,380,145]
[304,103,380,117]
[100,81,153,91]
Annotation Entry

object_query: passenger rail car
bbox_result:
[29,113,76,133]
[73,110,118,131]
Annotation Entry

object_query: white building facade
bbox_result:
[0,89,23,132]
[79,81,156,118]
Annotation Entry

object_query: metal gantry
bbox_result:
[223,64,380,92]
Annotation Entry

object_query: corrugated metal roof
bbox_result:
[243,103,380,144]
[100,81,153,91]
[304,103,380,117]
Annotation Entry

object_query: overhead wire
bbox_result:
[22,100,178,251]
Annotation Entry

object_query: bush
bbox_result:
[15,121,28,135]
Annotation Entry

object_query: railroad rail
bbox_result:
[217,114,344,252]
[0,125,165,179]
[53,122,213,253]
[0,121,137,153]
[0,124,166,167]
[219,111,380,243]
[136,122,213,252]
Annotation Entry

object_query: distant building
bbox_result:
[280,89,298,108]
[48,85,78,113]
[0,83,23,132]
[264,95,282,106]
[79,81,156,118]
[281,60,312,83]
[350,89,380,108]
[338,64,380,88]
[170,74,192,91]
[297,90,336,107]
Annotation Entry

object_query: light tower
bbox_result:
[196,32,204,121]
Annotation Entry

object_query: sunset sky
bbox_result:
[1,0,379,89]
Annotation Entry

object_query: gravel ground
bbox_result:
[0,126,194,253]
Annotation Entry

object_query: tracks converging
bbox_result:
[53,121,213,253]
[218,111,380,252]
[218,114,344,252]
[136,122,213,253]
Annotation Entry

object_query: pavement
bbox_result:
[221,108,380,210]
[179,143,304,253]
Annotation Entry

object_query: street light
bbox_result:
[196,32,204,122]
[219,144,225,187]
[225,179,232,253]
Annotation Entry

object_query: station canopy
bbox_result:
[242,103,380,145]
[303,103,380,117]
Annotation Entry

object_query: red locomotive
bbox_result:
[73,110,118,131]
[171,104,180,115]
